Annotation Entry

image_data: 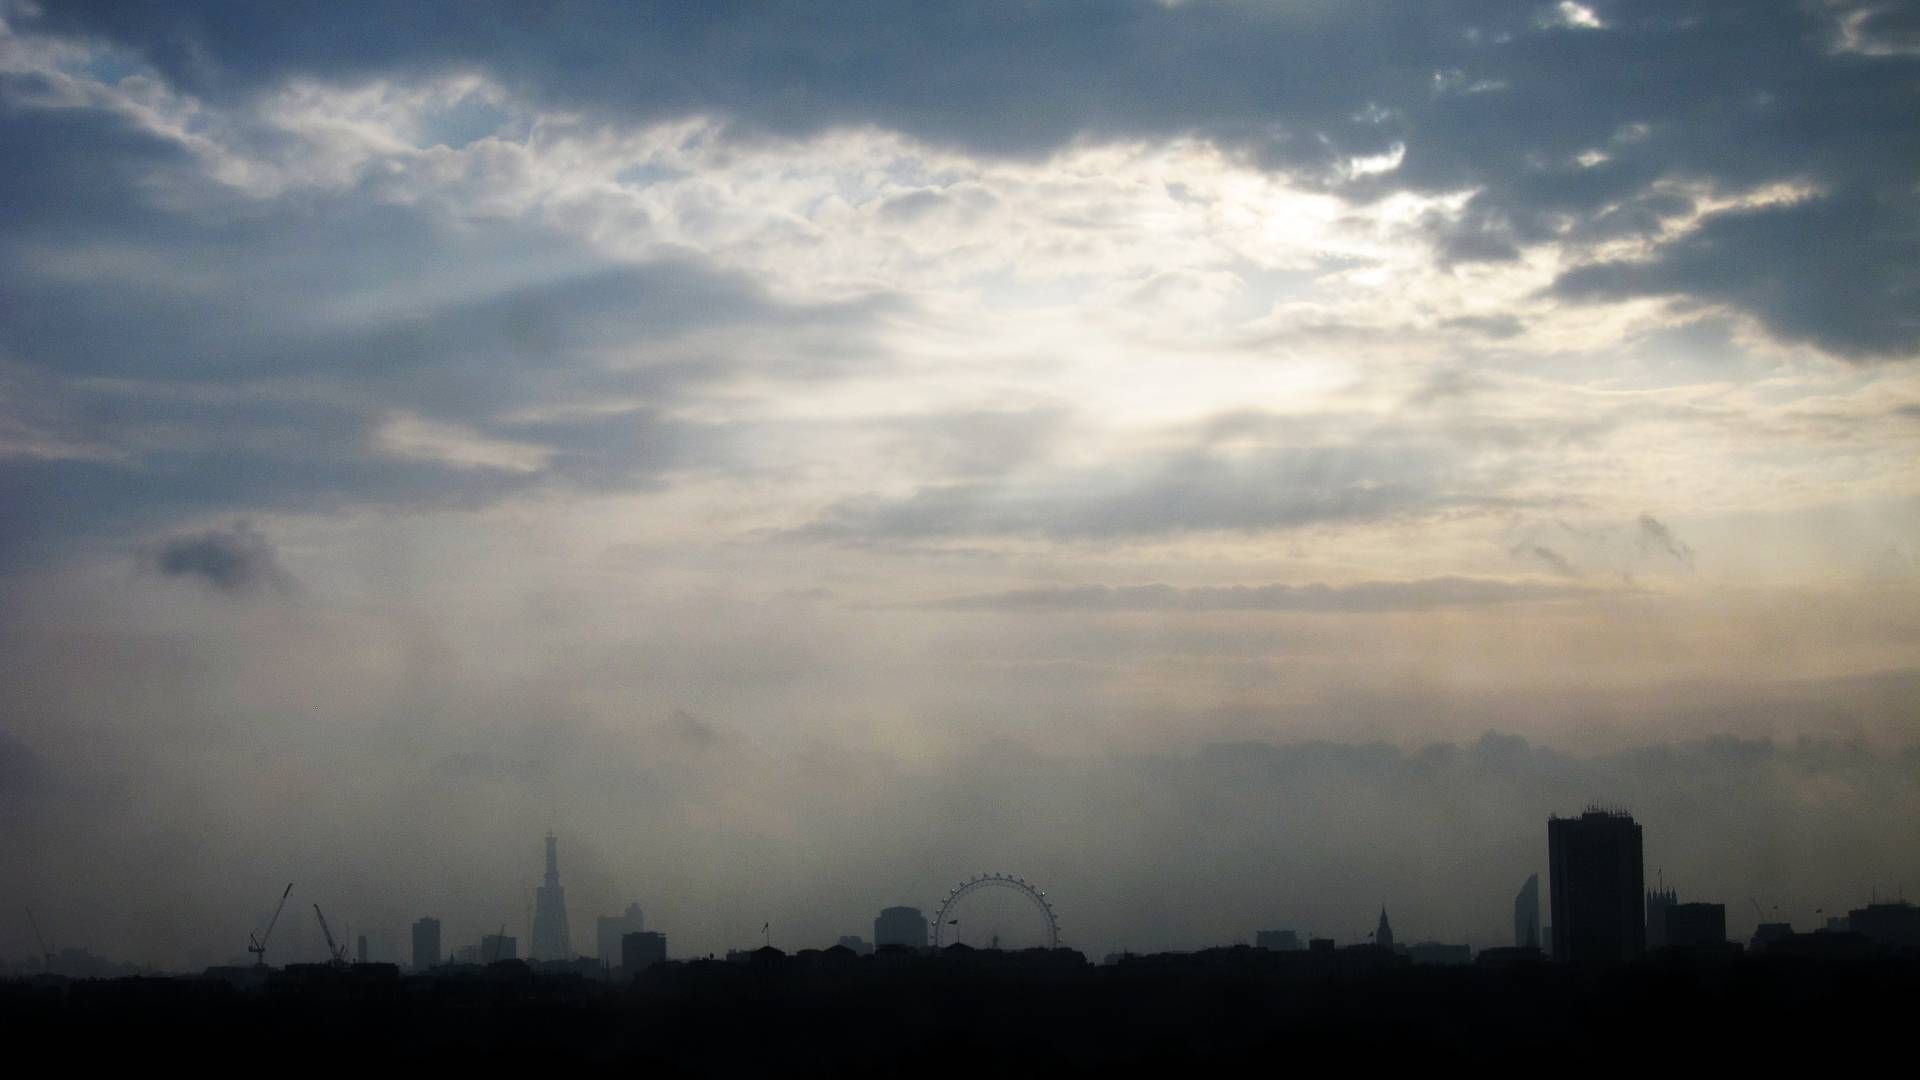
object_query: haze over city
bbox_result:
[2,1,1918,974]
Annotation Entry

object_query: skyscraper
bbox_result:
[1375,908,1394,950]
[530,831,573,961]
[596,902,646,967]
[411,916,441,971]
[1514,873,1541,948]
[1547,808,1646,966]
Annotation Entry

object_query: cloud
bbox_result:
[797,443,1505,544]
[1554,195,1920,359]
[149,521,295,594]
[1636,513,1695,569]
[1509,543,1579,578]
[0,70,898,561]
[22,1,1920,356]
[921,577,1598,613]
[1441,314,1526,340]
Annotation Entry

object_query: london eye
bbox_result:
[932,873,1061,950]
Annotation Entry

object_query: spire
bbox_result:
[531,831,572,961]
[1376,907,1394,950]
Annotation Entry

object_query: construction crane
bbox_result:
[312,904,349,967]
[25,907,54,974]
[248,883,294,968]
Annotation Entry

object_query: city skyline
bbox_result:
[2,0,1917,979]
[10,813,1915,975]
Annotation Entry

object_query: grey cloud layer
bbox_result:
[798,443,1517,543]
[27,0,1920,357]
[922,577,1598,613]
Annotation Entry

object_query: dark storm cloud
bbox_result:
[920,576,1596,613]
[149,520,294,594]
[24,0,1920,356]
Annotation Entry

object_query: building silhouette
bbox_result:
[1514,873,1540,948]
[837,935,874,956]
[1408,942,1471,966]
[1664,902,1726,948]
[1646,885,1677,950]
[1751,922,1794,951]
[1375,909,1394,951]
[596,902,645,967]
[1255,930,1301,951]
[1547,808,1646,966]
[411,917,441,971]
[621,931,667,974]
[481,933,517,963]
[874,906,929,950]
[530,831,573,961]
[1846,902,1920,948]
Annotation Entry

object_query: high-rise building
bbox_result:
[1375,908,1394,950]
[1646,886,1677,950]
[411,917,441,971]
[621,931,667,973]
[1664,902,1726,948]
[530,831,573,961]
[1547,808,1646,966]
[1514,873,1541,948]
[874,906,928,949]
[596,902,646,967]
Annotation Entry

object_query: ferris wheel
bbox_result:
[932,873,1061,949]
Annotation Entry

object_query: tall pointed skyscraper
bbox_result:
[1375,908,1394,950]
[1514,873,1541,948]
[531,831,573,961]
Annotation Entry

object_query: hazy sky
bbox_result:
[2,1,1918,967]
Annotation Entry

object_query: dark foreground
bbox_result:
[5,945,1915,1072]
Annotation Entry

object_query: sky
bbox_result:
[2,1,1918,968]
